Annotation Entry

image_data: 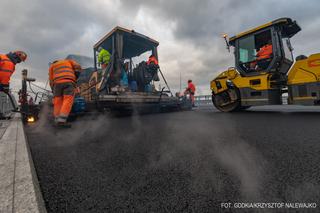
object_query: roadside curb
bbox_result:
[0,113,47,213]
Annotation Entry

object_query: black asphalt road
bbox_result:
[26,105,320,213]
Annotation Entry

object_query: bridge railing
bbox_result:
[195,95,212,106]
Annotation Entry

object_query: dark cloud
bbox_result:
[1,0,118,81]
[1,0,319,94]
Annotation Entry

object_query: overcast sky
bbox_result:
[1,0,320,95]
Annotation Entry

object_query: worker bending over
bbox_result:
[0,50,27,92]
[184,79,196,107]
[0,50,27,110]
[49,59,82,126]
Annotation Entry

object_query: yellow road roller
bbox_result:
[210,17,320,112]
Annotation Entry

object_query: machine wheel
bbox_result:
[212,88,242,112]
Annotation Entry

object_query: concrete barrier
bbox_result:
[0,113,46,213]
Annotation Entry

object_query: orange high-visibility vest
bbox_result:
[147,56,159,65]
[49,59,81,85]
[257,44,273,60]
[188,82,196,93]
[0,54,15,85]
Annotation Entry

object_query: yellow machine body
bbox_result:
[287,53,320,105]
[210,69,270,93]
[287,53,320,85]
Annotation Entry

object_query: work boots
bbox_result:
[54,117,71,128]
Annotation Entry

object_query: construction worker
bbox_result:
[256,41,273,70]
[184,79,196,107]
[147,54,158,66]
[98,47,111,69]
[0,51,27,92]
[146,54,160,81]
[49,59,82,126]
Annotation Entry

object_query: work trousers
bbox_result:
[190,93,195,106]
[53,82,75,121]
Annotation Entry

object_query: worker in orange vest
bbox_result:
[0,51,27,92]
[147,54,159,66]
[146,54,160,82]
[257,44,273,60]
[184,79,196,107]
[49,59,82,126]
[256,41,273,70]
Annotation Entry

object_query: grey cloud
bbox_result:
[118,0,320,93]
[1,0,111,80]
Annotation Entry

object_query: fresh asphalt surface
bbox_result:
[25,104,320,213]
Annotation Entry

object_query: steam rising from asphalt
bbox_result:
[213,141,265,201]
[31,103,112,146]
[26,105,320,212]
[147,112,268,203]
[30,106,268,204]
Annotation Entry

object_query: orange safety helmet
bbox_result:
[14,50,27,62]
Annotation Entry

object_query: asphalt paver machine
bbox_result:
[78,26,191,113]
